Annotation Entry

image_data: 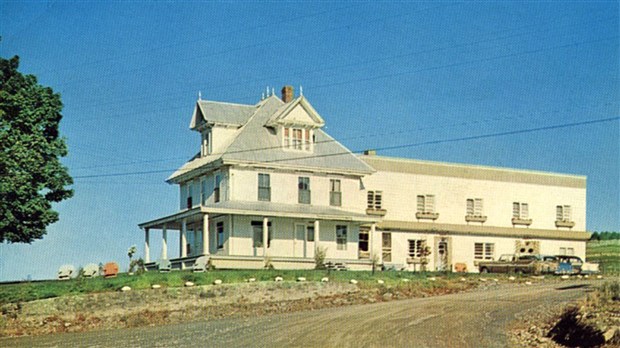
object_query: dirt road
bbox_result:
[3,280,593,347]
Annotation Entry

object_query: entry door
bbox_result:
[435,237,450,271]
[294,224,306,258]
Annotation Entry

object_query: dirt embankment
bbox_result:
[1,279,472,337]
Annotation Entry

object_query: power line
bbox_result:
[71,116,619,180]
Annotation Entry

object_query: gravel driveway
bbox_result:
[3,280,593,348]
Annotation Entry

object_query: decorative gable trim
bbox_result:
[266,96,325,128]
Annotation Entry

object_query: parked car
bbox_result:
[478,254,541,274]
[555,255,599,275]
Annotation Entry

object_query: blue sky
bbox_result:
[0,1,618,281]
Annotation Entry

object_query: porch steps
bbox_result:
[324,261,348,271]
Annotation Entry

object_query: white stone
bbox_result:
[561,275,570,280]
[427,277,436,281]
[274,276,283,282]
[350,279,358,285]
[184,281,195,287]
[213,279,222,285]
[402,279,410,282]
[297,277,306,282]
[508,276,516,281]
[597,275,603,279]
[120,286,131,292]
[321,277,329,282]
[377,279,384,284]
[247,278,256,282]
[525,281,532,285]
[151,284,161,289]
[493,278,499,282]
[577,275,583,279]
[460,277,467,282]
[584,275,589,279]
[479,278,488,282]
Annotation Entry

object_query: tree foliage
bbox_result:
[590,231,620,241]
[0,56,73,243]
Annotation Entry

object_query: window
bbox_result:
[336,225,347,250]
[214,174,221,203]
[258,174,271,201]
[330,179,341,206]
[358,229,369,253]
[216,222,224,249]
[367,191,382,209]
[201,130,211,157]
[408,240,425,258]
[474,243,495,260]
[298,177,311,204]
[307,226,315,242]
[466,198,484,216]
[513,202,529,219]
[382,232,392,262]
[283,127,312,151]
[251,221,272,248]
[559,247,575,256]
[187,183,193,209]
[417,195,435,213]
[556,205,572,222]
[201,178,208,205]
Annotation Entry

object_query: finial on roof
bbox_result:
[266,86,270,97]
[272,87,275,97]
[261,92,265,100]
[300,85,303,96]
[198,91,202,101]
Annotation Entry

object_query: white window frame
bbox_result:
[474,242,495,260]
[466,198,484,216]
[258,173,271,201]
[417,195,435,213]
[201,178,207,205]
[216,221,224,250]
[214,173,221,203]
[367,191,382,209]
[513,202,529,219]
[556,205,572,222]
[282,127,313,152]
[298,177,311,204]
[336,225,347,250]
[408,239,425,258]
[330,179,342,207]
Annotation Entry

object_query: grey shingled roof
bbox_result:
[169,95,374,182]
[195,100,256,126]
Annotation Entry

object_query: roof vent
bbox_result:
[281,85,294,103]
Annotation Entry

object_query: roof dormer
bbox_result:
[266,86,325,129]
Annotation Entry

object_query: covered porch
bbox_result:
[138,202,379,270]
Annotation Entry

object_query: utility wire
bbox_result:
[71,116,619,180]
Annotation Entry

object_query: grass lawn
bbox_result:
[586,240,620,275]
[0,269,476,305]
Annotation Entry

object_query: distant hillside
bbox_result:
[586,239,620,275]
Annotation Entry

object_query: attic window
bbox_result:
[283,127,313,151]
[201,129,211,157]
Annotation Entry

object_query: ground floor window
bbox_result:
[306,225,315,242]
[359,229,369,252]
[474,242,495,260]
[336,225,347,250]
[408,239,425,258]
[217,222,224,249]
[251,221,272,248]
[559,247,575,255]
[382,232,392,262]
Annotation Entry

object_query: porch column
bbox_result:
[370,223,376,261]
[144,228,150,263]
[263,217,269,257]
[314,220,320,253]
[181,218,187,258]
[161,224,168,260]
[202,214,209,255]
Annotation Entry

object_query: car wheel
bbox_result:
[480,267,489,274]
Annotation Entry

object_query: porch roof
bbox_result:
[374,220,591,241]
[139,202,378,230]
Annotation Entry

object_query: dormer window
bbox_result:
[283,127,313,151]
[201,129,211,157]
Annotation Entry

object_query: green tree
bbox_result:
[0,56,73,243]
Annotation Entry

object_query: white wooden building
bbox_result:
[139,86,589,272]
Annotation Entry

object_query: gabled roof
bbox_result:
[189,100,257,129]
[265,96,325,128]
[168,95,374,183]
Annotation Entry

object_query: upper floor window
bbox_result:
[417,195,435,213]
[283,127,312,151]
[201,129,211,157]
[512,202,529,219]
[214,174,221,203]
[556,205,572,222]
[466,198,484,216]
[258,174,271,201]
[298,177,311,204]
[367,191,382,209]
[330,179,341,206]
[201,178,208,205]
[187,183,194,209]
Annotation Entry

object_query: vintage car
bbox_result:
[555,255,599,275]
[478,254,541,274]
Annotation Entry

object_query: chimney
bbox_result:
[281,85,294,103]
